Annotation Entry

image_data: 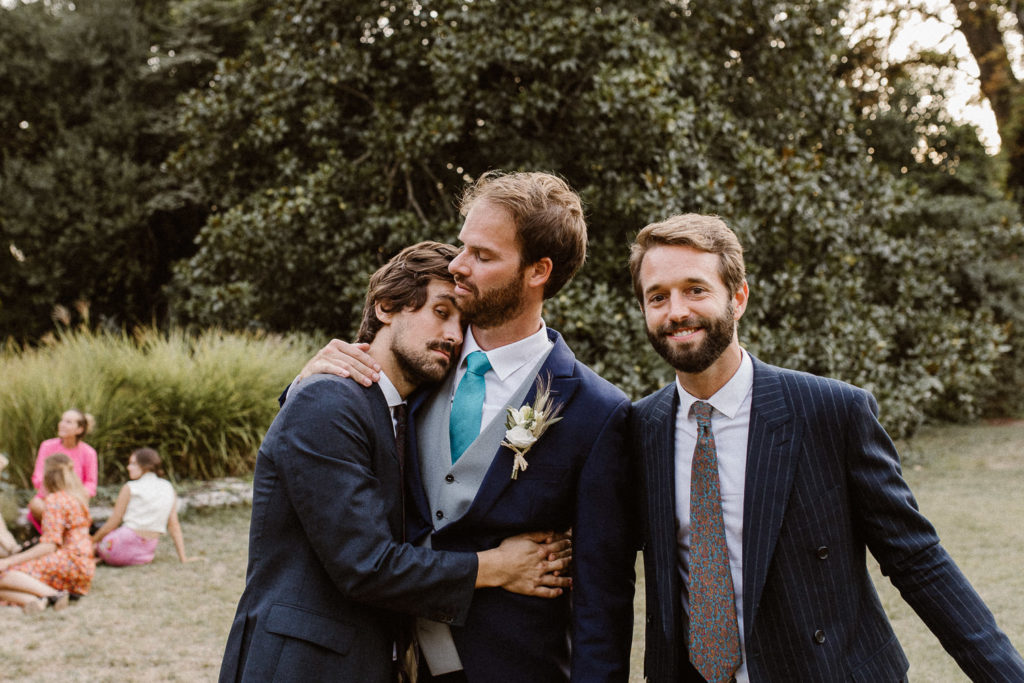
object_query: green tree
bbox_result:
[167,0,1022,434]
[0,0,263,341]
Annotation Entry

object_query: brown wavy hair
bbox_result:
[356,241,460,343]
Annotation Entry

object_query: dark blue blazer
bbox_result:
[634,357,1024,682]
[406,328,636,683]
[220,375,478,683]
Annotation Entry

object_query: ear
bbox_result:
[732,280,749,320]
[375,300,396,325]
[525,257,553,290]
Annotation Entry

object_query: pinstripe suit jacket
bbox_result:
[634,357,1024,682]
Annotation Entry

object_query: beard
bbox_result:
[646,302,735,374]
[392,337,457,387]
[454,269,526,329]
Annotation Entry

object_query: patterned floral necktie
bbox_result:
[689,400,742,683]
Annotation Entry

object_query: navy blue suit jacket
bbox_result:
[406,328,636,683]
[634,357,1024,682]
[220,375,478,683]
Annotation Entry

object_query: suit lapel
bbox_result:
[741,357,802,638]
[405,386,437,542]
[640,384,683,639]
[466,329,579,521]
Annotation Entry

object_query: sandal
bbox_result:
[47,591,69,611]
[22,596,46,615]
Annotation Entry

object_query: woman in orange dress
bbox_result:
[0,453,95,613]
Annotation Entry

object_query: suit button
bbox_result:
[813,629,826,644]
[816,545,830,559]
[445,474,455,483]
[436,510,444,520]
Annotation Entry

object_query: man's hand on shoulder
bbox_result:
[475,531,573,598]
[299,339,382,387]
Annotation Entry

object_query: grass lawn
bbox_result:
[2,421,1021,681]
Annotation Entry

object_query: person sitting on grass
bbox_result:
[0,453,21,557]
[92,447,197,566]
[0,454,95,612]
[28,409,98,532]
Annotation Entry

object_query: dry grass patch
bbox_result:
[0,506,249,682]
[2,421,1022,681]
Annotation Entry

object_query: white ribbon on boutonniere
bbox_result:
[501,375,564,479]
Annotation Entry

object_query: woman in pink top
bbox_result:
[28,409,98,531]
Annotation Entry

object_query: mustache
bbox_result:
[658,318,705,335]
[427,340,457,357]
[453,276,476,293]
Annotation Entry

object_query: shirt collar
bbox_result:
[675,348,754,419]
[377,371,404,410]
[457,322,551,381]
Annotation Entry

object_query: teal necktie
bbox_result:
[449,351,491,463]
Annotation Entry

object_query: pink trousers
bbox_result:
[96,526,158,566]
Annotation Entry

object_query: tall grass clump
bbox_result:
[0,326,318,486]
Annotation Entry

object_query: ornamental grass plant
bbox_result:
[0,326,317,487]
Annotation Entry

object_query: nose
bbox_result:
[444,317,463,346]
[449,248,469,276]
[667,291,691,321]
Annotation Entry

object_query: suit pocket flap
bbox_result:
[264,603,354,655]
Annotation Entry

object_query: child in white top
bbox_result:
[92,448,197,565]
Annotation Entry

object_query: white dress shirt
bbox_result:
[674,349,753,683]
[377,371,405,435]
[451,323,554,428]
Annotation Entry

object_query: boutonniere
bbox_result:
[501,376,564,480]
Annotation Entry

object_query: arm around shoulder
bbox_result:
[272,378,478,621]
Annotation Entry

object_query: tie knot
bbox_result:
[465,350,491,376]
[693,400,713,427]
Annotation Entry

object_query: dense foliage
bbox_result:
[0,0,264,339]
[164,0,1024,434]
[3,0,1024,439]
[0,326,316,486]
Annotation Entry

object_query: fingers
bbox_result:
[542,557,571,575]
[299,340,382,386]
[547,546,572,561]
[514,530,558,543]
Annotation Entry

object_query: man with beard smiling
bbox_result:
[220,242,574,683]
[629,214,1024,682]
[297,172,635,683]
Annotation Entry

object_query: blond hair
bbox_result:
[42,453,90,508]
[460,171,587,298]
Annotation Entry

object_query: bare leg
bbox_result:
[0,571,66,613]
[0,588,37,607]
[0,570,58,598]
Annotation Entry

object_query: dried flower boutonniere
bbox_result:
[501,376,564,479]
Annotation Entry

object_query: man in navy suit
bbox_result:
[300,172,635,682]
[628,214,1024,682]
[220,242,574,683]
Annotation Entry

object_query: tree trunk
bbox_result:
[952,0,1024,198]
